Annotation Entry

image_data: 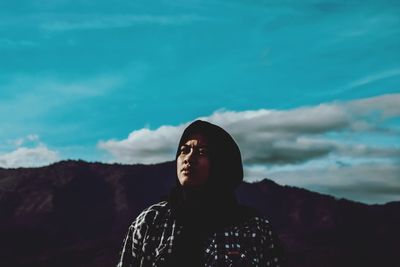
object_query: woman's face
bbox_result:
[176,134,210,187]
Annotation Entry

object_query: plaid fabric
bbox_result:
[117,201,284,267]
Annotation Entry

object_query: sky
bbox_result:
[1,0,399,204]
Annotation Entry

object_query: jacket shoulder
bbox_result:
[236,205,276,236]
[131,201,170,227]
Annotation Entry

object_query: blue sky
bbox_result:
[1,0,399,204]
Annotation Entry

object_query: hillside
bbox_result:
[0,160,398,267]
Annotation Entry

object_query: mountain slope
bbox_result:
[0,160,398,267]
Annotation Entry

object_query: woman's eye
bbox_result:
[198,148,208,156]
[180,146,190,154]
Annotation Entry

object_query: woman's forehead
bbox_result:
[182,133,208,145]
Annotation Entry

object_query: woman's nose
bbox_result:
[184,149,197,164]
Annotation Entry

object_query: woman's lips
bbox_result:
[182,167,194,174]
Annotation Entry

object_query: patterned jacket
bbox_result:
[117,201,285,267]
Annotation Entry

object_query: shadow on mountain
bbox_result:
[0,160,398,267]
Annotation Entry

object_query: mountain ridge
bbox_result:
[0,160,398,267]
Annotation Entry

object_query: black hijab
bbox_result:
[166,120,245,266]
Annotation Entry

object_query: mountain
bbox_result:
[0,160,398,267]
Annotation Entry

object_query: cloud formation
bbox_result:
[13,134,40,147]
[99,126,184,164]
[346,68,400,89]
[40,14,210,31]
[99,93,400,204]
[0,136,59,168]
[99,93,400,165]
[267,163,400,204]
[0,38,38,48]
[0,73,125,123]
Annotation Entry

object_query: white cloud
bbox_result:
[98,125,185,164]
[243,156,400,203]
[345,93,400,117]
[335,143,400,158]
[13,134,40,147]
[0,73,125,121]
[346,68,400,89]
[0,144,59,168]
[98,93,400,203]
[99,93,400,165]
[267,163,400,204]
[41,14,210,31]
[0,38,38,48]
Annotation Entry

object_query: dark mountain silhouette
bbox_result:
[0,160,398,267]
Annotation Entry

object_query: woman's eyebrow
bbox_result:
[181,144,208,148]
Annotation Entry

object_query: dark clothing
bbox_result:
[166,186,248,266]
[117,201,285,267]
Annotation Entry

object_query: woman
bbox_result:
[117,120,285,267]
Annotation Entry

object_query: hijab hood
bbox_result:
[175,120,243,193]
[166,121,246,266]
